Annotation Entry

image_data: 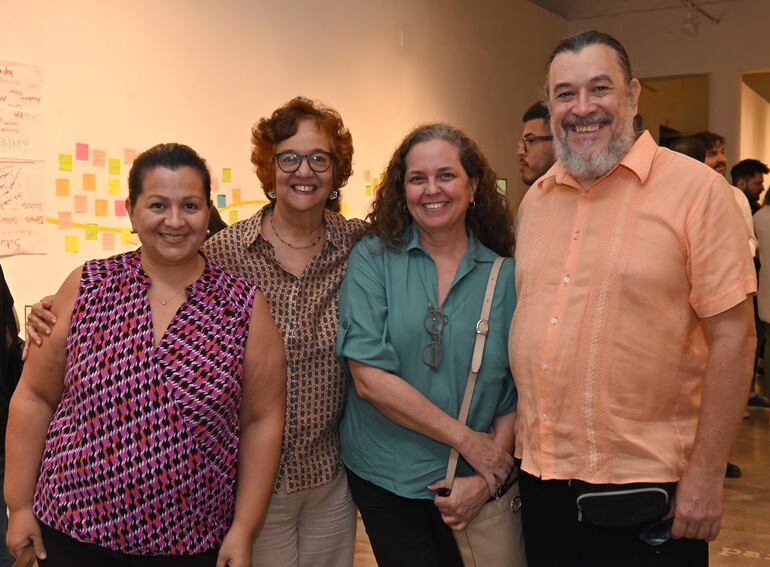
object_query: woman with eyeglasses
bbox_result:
[337,123,518,566]
[24,98,365,567]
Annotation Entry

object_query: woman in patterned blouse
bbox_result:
[6,143,286,566]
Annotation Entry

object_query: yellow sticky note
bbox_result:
[83,173,96,191]
[232,188,242,203]
[108,178,121,196]
[341,203,349,216]
[95,199,108,217]
[65,234,79,253]
[85,223,99,240]
[120,228,133,244]
[365,183,373,197]
[55,178,70,196]
[108,158,121,176]
[59,154,73,172]
[102,232,115,251]
[228,210,238,224]
[222,168,232,183]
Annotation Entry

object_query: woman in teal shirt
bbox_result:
[337,123,517,566]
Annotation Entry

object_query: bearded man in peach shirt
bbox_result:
[509,31,756,567]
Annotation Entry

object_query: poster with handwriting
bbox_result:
[0,60,45,255]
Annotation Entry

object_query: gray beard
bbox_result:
[553,118,636,182]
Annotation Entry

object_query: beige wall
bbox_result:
[740,83,770,170]
[637,75,709,142]
[0,0,567,316]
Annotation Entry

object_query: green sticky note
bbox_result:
[59,154,73,172]
[108,158,121,176]
[85,223,99,240]
[228,210,238,224]
[222,168,232,183]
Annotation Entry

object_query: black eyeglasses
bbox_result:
[274,150,334,173]
[518,135,553,153]
[638,517,673,547]
[422,303,448,371]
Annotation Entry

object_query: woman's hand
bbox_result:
[458,429,513,492]
[429,475,490,531]
[6,507,46,561]
[216,523,253,567]
[22,296,56,360]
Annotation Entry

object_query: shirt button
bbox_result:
[550,317,559,325]
[541,362,549,370]
[563,275,571,284]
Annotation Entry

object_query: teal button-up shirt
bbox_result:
[337,228,517,500]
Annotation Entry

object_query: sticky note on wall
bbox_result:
[93,150,106,167]
[231,188,241,203]
[108,178,121,196]
[58,212,72,229]
[124,148,137,164]
[55,178,70,196]
[59,154,73,172]
[120,228,133,244]
[102,232,115,251]
[216,195,226,208]
[76,143,89,161]
[74,195,88,213]
[115,200,127,217]
[83,173,96,191]
[95,199,108,217]
[65,234,79,253]
[108,158,121,175]
[85,223,99,240]
[229,210,238,224]
[222,168,232,182]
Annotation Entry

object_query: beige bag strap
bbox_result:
[444,256,505,491]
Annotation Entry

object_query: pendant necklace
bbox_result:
[269,214,324,250]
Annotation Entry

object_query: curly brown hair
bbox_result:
[366,123,514,256]
[251,96,353,213]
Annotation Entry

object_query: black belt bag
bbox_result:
[569,480,677,528]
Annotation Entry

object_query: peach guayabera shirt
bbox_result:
[510,132,756,484]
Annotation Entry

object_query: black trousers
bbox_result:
[519,470,709,567]
[38,523,218,567]
[346,467,463,567]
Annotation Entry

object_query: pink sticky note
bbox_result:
[211,176,219,193]
[115,199,127,217]
[124,148,137,164]
[364,169,371,182]
[58,211,72,229]
[93,150,106,167]
[74,195,88,213]
[76,143,89,161]
[102,232,115,251]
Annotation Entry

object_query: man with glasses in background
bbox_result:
[517,101,556,187]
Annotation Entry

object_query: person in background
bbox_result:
[25,97,366,567]
[512,31,755,566]
[207,207,228,239]
[6,143,286,566]
[517,101,555,187]
[338,123,518,566]
[0,265,21,567]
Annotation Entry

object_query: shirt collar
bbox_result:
[536,130,658,191]
[403,224,497,264]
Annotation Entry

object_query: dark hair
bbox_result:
[251,96,353,213]
[545,30,633,98]
[731,159,769,185]
[522,101,550,123]
[669,137,707,163]
[207,207,228,239]
[128,143,212,207]
[366,123,514,257]
[692,131,726,152]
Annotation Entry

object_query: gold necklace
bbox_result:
[154,289,186,306]
[269,214,324,250]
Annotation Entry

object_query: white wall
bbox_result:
[0,0,567,320]
[568,0,770,167]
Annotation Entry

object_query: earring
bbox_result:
[468,200,476,210]
[329,190,339,201]
[268,190,276,199]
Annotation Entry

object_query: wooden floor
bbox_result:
[353,409,770,566]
